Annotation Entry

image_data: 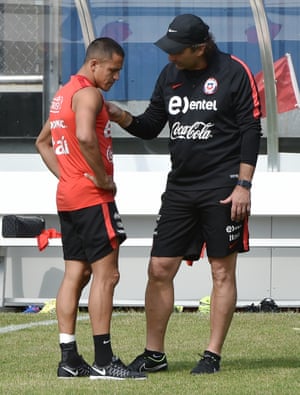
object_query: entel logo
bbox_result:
[226,224,242,233]
[169,96,218,115]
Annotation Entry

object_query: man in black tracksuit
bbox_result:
[107,14,261,374]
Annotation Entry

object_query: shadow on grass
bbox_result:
[226,357,299,371]
[168,357,299,373]
[167,360,201,373]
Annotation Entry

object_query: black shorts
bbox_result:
[151,188,249,259]
[58,202,126,264]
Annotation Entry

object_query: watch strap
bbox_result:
[237,179,252,189]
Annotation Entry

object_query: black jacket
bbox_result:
[126,49,262,190]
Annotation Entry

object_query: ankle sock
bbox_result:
[59,333,76,344]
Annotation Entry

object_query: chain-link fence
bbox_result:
[0,2,44,75]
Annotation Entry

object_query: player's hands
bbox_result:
[106,102,124,122]
[84,173,117,196]
[220,186,251,222]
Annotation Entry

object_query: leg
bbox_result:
[207,252,238,355]
[145,256,182,352]
[191,252,237,375]
[56,260,91,334]
[88,247,147,380]
[88,247,120,335]
[88,248,119,367]
[56,260,92,378]
[128,189,192,372]
[127,256,181,373]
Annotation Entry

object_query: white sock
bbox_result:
[59,333,76,344]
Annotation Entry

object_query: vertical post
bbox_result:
[250,0,279,171]
[43,1,61,122]
[0,248,7,308]
[74,0,95,49]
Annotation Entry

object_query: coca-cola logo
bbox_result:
[170,121,214,140]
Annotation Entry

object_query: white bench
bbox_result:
[0,169,167,307]
[1,169,300,307]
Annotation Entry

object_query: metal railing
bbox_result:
[74,0,95,48]
[0,75,43,92]
[250,0,280,171]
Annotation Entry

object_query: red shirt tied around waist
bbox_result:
[50,74,114,211]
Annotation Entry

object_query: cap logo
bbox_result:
[155,15,210,54]
[203,78,218,95]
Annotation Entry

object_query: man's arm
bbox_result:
[220,62,261,222]
[73,87,115,192]
[106,71,168,139]
[35,119,60,178]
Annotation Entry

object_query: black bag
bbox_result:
[260,297,279,312]
[2,215,45,238]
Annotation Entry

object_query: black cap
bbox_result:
[155,14,209,54]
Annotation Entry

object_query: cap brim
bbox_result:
[154,35,189,54]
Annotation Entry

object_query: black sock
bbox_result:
[93,334,113,366]
[144,348,165,358]
[60,341,81,366]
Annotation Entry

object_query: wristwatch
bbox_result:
[237,179,252,190]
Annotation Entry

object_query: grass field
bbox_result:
[1,310,300,395]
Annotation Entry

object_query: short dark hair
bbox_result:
[85,37,125,62]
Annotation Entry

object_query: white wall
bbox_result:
[1,153,300,307]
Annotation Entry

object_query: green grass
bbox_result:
[1,311,300,394]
